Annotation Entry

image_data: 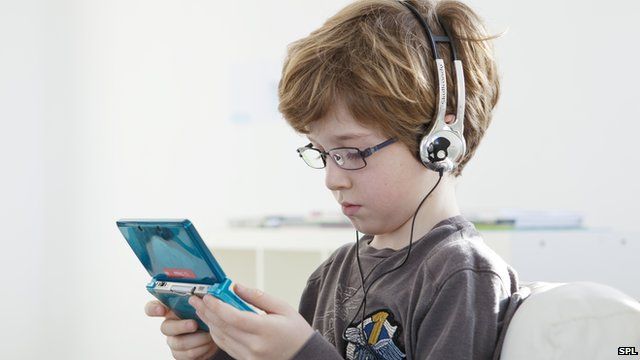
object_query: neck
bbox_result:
[369,174,460,251]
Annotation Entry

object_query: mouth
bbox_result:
[341,202,362,216]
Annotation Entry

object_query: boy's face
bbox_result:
[306,102,433,236]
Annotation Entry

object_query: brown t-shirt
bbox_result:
[290,215,520,360]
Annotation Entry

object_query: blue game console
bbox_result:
[117,219,255,331]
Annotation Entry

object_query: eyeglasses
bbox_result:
[296,138,397,170]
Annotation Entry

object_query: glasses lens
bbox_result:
[299,148,325,169]
[330,148,365,170]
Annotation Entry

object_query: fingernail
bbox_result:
[154,306,163,315]
[186,320,196,332]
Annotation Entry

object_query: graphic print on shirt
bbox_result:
[344,309,406,360]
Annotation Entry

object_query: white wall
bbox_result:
[1,0,638,358]
[458,0,640,231]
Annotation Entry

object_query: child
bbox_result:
[145,0,519,359]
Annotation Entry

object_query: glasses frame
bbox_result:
[296,138,397,170]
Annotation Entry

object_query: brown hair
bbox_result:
[278,0,500,177]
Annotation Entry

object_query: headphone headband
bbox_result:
[400,1,466,173]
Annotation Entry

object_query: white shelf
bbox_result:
[207,227,356,251]
[202,226,638,307]
[205,226,611,265]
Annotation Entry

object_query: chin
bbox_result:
[348,217,386,236]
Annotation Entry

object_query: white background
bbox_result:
[1,0,639,358]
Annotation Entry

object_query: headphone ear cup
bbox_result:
[419,130,465,173]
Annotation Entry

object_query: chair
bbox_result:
[498,281,640,360]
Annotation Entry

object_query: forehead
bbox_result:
[307,102,382,142]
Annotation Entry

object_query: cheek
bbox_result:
[349,147,428,232]
[359,166,423,216]
[368,159,424,199]
[353,188,415,234]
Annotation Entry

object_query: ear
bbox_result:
[445,114,456,125]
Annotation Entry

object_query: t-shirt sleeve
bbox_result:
[210,349,233,360]
[414,269,507,359]
[298,275,321,326]
[297,252,337,324]
[290,331,344,360]
[291,259,345,359]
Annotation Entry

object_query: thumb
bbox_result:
[233,283,291,315]
[145,300,179,320]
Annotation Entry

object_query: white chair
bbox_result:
[498,281,640,360]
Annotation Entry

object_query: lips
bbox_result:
[341,202,361,216]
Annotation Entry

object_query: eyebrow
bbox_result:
[306,133,371,143]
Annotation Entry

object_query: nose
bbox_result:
[324,157,351,191]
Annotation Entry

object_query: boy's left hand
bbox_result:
[188,283,314,360]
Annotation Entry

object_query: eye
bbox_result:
[346,151,361,160]
[332,153,345,165]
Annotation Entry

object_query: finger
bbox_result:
[207,324,254,360]
[172,342,218,360]
[167,331,214,351]
[233,283,291,315]
[145,300,180,320]
[192,299,258,350]
[198,294,262,334]
[145,300,168,317]
[161,318,199,337]
[214,321,261,346]
[193,305,260,360]
[195,306,249,341]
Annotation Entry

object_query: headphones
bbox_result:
[402,1,467,173]
[342,2,467,359]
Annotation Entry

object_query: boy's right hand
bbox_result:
[145,300,220,360]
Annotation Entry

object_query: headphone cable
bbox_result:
[346,168,444,357]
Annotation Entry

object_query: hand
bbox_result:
[188,284,314,360]
[145,300,220,360]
